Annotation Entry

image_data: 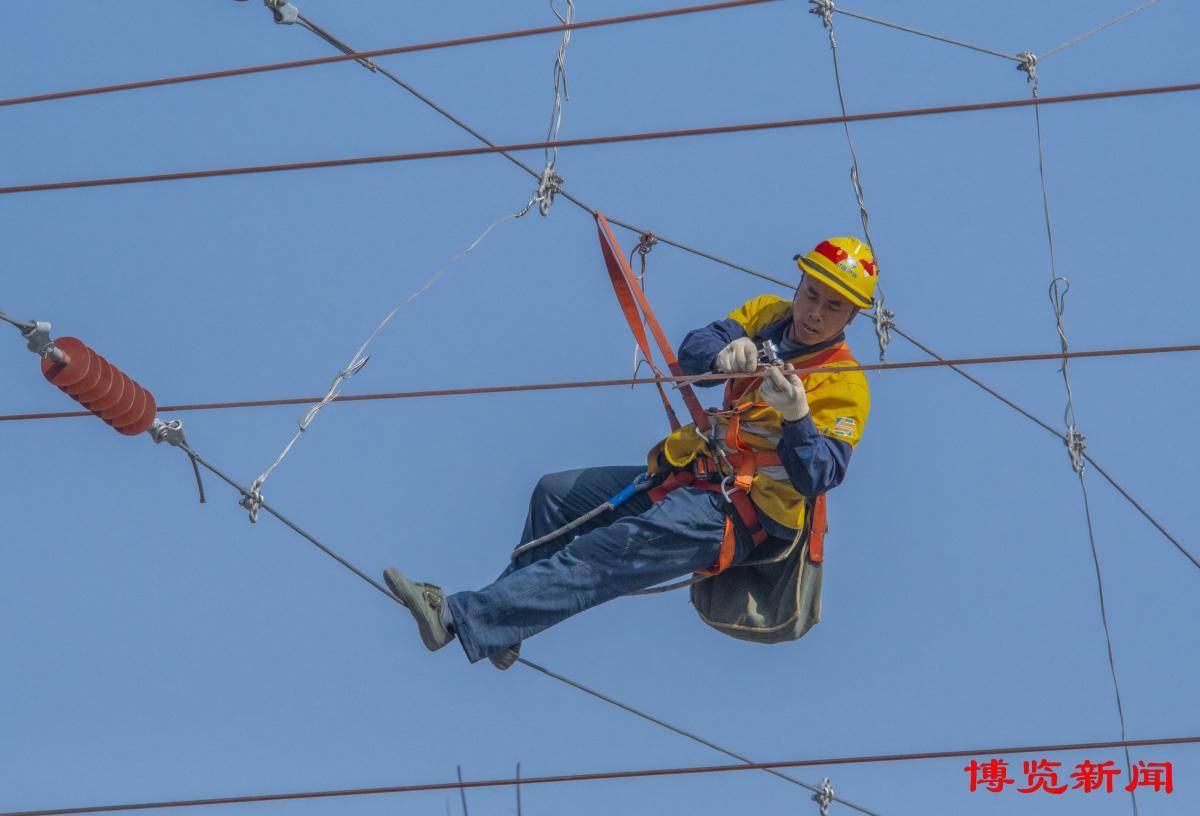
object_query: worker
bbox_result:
[384,237,875,668]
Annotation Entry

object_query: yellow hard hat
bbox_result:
[793,237,877,309]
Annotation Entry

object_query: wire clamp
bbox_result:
[1017,50,1039,86]
[812,777,835,816]
[808,0,835,29]
[534,164,564,216]
[148,418,207,503]
[635,231,658,259]
[872,304,895,360]
[1065,426,1087,474]
[241,478,265,523]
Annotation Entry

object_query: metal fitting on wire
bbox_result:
[1065,427,1087,474]
[20,320,68,364]
[808,0,835,29]
[241,479,265,523]
[812,777,835,816]
[535,165,564,216]
[148,418,207,503]
[1017,50,1039,86]
[234,0,299,25]
[872,305,895,360]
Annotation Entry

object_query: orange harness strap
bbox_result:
[595,212,712,435]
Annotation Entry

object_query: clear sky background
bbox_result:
[2,2,1198,815]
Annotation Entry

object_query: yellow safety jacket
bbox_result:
[647,295,871,533]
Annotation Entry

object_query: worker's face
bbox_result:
[789,275,857,345]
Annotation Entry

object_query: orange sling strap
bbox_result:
[595,212,712,436]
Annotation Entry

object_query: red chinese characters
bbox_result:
[965,757,1174,795]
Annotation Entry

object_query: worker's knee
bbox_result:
[529,469,578,512]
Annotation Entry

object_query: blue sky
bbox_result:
[2,2,1197,815]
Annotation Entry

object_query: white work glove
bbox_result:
[759,366,810,422]
[714,337,758,374]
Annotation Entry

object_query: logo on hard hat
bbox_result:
[813,240,876,279]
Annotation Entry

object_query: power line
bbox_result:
[2,342,1196,423]
[7,735,1197,816]
[165,442,878,816]
[3,81,1196,196]
[0,0,786,110]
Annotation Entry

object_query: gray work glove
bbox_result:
[714,337,758,374]
[759,366,810,422]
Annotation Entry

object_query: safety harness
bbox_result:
[595,212,852,575]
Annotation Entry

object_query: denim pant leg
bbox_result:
[447,486,749,663]
[499,466,653,579]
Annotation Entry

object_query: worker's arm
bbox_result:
[776,416,854,496]
[677,318,747,386]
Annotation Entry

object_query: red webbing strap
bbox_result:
[809,494,829,563]
[595,212,711,435]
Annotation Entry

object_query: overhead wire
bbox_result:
[156,441,879,816]
[2,343,1197,422]
[4,81,1197,197]
[1039,0,1163,60]
[7,734,1198,816]
[823,3,1020,62]
[0,0,788,110]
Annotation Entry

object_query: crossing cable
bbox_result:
[4,82,1197,201]
[2,343,1197,423]
[240,0,577,517]
[0,0,788,110]
[7,735,1198,816]
[162,441,880,816]
[239,202,541,522]
[821,0,1162,64]
[239,0,793,288]
[809,0,892,360]
[1016,52,1138,816]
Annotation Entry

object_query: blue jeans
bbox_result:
[446,466,752,663]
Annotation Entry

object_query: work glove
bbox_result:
[759,365,810,422]
[714,337,758,374]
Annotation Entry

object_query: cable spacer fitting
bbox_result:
[872,304,896,360]
[240,479,265,523]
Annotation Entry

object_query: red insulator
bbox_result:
[41,336,158,436]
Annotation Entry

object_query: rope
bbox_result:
[12,734,1199,816]
[158,441,878,816]
[5,82,1199,198]
[241,199,542,521]
[809,1,890,360]
[1039,0,1163,61]
[824,3,1021,62]
[4,343,1199,424]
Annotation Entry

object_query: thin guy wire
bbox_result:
[1076,472,1139,814]
[811,2,890,359]
[17,734,1198,816]
[242,198,541,520]
[456,767,469,816]
[1022,58,1132,813]
[515,763,523,816]
[0,0,788,109]
[514,657,881,816]
[4,343,1200,424]
[827,4,1021,62]
[542,0,575,201]
[1040,0,1163,60]
[4,83,1199,198]
[168,444,881,816]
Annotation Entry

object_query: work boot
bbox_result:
[383,567,454,652]
[489,643,521,671]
